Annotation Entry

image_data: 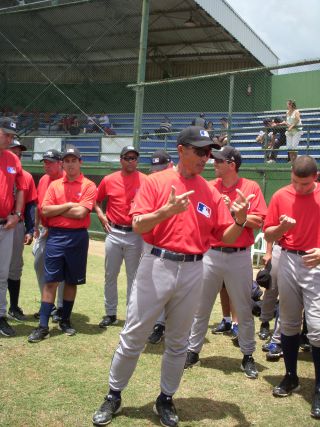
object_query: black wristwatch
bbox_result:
[235,219,247,228]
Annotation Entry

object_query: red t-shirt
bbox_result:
[264,183,320,250]
[42,173,97,229]
[21,169,37,215]
[97,170,146,226]
[0,150,25,218]
[37,173,64,227]
[211,177,267,247]
[130,168,233,254]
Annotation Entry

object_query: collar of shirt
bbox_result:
[62,173,84,184]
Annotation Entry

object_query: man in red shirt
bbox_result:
[264,155,320,419]
[28,147,96,343]
[0,117,25,337]
[7,139,37,321]
[95,146,146,328]
[33,149,65,322]
[185,146,267,378]
[92,127,252,427]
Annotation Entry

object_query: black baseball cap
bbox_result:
[256,260,272,289]
[41,149,62,162]
[62,147,81,160]
[211,146,242,169]
[263,118,272,126]
[177,126,213,148]
[0,117,18,135]
[150,149,172,172]
[120,145,139,157]
[9,139,27,151]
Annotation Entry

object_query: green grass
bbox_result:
[0,245,317,427]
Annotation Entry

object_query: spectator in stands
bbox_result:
[99,114,111,132]
[207,121,215,140]
[256,118,275,162]
[192,112,208,129]
[285,100,303,163]
[213,117,229,147]
[154,116,172,140]
[85,114,99,133]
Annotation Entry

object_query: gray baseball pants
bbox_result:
[109,243,203,396]
[260,244,281,344]
[188,248,256,355]
[0,226,14,317]
[33,229,64,307]
[104,228,143,316]
[278,251,320,347]
[8,221,25,280]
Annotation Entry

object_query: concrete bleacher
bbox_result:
[4,108,320,163]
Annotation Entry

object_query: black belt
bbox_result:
[0,218,7,225]
[282,248,308,256]
[151,247,203,262]
[109,221,133,232]
[211,246,247,253]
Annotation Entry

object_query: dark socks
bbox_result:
[8,279,21,309]
[312,346,320,390]
[39,302,55,328]
[281,333,300,377]
[109,389,121,399]
[159,392,173,401]
[62,299,74,322]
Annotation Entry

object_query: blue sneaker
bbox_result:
[212,318,231,334]
[266,342,283,361]
[231,323,239,346]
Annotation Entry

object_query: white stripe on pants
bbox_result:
[109,244,203,395]
[0,227,14,317]
[188,248,255,355]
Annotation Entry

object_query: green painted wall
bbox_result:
[271,69,320,110]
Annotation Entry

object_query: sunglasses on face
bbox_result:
[185,145,212,158]
[122,156,138,162]
[214,158,233,164]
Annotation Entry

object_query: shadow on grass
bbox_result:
[264,375,315,404]
[122,397,251,426]
[196,355,267,375]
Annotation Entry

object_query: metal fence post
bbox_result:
[133,0,150,150]
[227,74,234,144]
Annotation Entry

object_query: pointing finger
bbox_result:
[246,194,255,202]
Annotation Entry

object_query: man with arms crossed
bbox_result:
[185,146,267,378]
[264,155,320,419]
[92,127,251,427]
[28,147,96,342]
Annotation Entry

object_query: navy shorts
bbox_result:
[44,228,89,285]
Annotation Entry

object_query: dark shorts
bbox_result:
[44,228,89,285]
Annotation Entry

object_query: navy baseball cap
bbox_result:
[150,149,172,172]
[177,126,213,148]
[0,117,17,135]
[211,146,242,169]
[62,147,81,160]
[9,139,27,151]
[120,145,139,157]
[41,149,62,162]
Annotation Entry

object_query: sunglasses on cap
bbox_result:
[185,144,212,158]
[121,156,138,161]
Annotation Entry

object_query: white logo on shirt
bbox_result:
[197,202,211,218]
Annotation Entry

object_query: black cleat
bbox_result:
[311,389,320,419]
[28,326,50,343]
[273,374,300,397]
[153,395,179,427]
[59,319,76,336]
[258,321,270,340]
[92,394,122,426]
[99,315,118,328]
[0,317,16,337]
[8,306,26,322]
[148,324,165,344]
[241,355,258,379]
[184,350,200,369]
[212,318,231,334]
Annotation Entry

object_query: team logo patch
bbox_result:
[7,166,16,174]
[200,130,209,137]
[197,202,211,218]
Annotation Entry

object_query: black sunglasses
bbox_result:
[122,156,138,161]
[185,145,212,158]
[213,158,233,164]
